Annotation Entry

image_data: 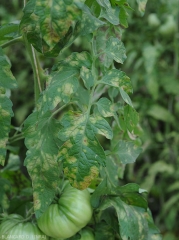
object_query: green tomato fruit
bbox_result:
[0,214,48,240]
[148,13,160,28]
[159,15,176,36]
[37,181,93,239]
[80,228,95,240]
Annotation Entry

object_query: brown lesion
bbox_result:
[69,165,99,190]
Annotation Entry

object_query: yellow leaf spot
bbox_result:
[67,156,77,164]
[33,192,41,210]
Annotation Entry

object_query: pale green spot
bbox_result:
[67,156,77,164]
[63,83,74,95]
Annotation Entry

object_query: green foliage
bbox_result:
[122,0,179,237]
[23,111,62,218]
[0,48,17,165]
[0,0,170,239]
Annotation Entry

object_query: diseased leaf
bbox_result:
[0,47,17,89]
[105,155,120,186]
[40,66,79,113]
[40,52,92,113]
[20,0,81,57]
[120,192,147,210]
[100,5,120,25]
[96,97,118,117]
[80,66,94,89]
[105,37,127,64]
[58,111,106,190]
[0,95,13,166]
[79,4,105,35]
[113,140,142,164]
[111,0,132,27]
[100,198,148,240]
[56,51,92,69]
[72,85,90,112]
[119,88,133,107]
[146,210,162,240]
[0,179,11,211]
[89,114,113,139]
[96,26,123,67]
[23,111,62,218]
[100,207,119,233]
[123,105,139,132]
[100,69,132,94]
[0,49,17,166]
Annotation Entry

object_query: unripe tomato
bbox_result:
[159,15,176,36]
[148,13,160,28]
[37,181,93,239]
[50,228,94,240]
[0,214,47,240]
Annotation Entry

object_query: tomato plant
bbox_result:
[0,0,162,239]
[37,181,92,239]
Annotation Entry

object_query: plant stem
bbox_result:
[9,136,24,144]
[50,103,70,119]
[31,46,43,93]
[9,132,23,140]
[0,36,24,49]
[23,36,43,104]
[26,206,34,219]
[92,85,109,103]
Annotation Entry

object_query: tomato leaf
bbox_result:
[0,23,20,42]
[91,177,110,208]
[100,198,148,240]
[79,4,105,35]
[40,66,79,112]
[20,0,82,57]
[105,155,121,186]
[58,111,106,190]
[40,51,92,113]
[113,140,142,164]
[98,0,120,25]
[89,114,113,140]
[0,48,17,89]
[119,183,148,210]
[100,69,132,94]
[96,97,118,117]
[23,111,62,218]
[80,66,94,89]
[123,105,139,132]
[0,95,14,166]
[119,88,133,107]
[0,179,11,211]
[0,48,17,166]
[105,37,127,64]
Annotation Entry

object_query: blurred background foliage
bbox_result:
[0,0,179,239]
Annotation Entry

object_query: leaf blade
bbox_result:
[23,111,62,218]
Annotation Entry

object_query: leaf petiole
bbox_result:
[0,36,24,49]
